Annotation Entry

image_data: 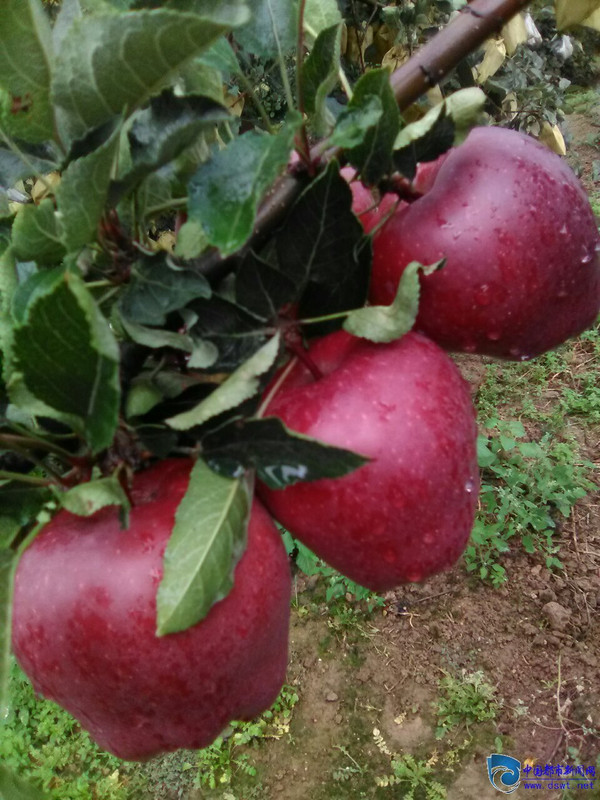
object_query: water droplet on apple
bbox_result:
[486,331,501,341]
[580,249,594,265]
[559,223,568,236]
[474,284,491,306]
[519,353,532,362]
[464,479,475,494]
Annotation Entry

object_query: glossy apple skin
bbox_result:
[341,166,398,233]
[258,331,478,591]
[371,127,600,359]
[12,460,291,761]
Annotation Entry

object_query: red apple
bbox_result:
[371,126,600,359]
[412,153,449,195]
[341,166,398,233]
[11,460,291,761]
[258,330,478,591]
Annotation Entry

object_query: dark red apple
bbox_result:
[11,459,291,761]
[258,330,478,591]
[341,165,398,233]
[371,126,600,359]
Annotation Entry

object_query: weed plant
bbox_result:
[466,419,595,585]
[434,670,500,739]
[195,685,299,789]
[1,659,147,800]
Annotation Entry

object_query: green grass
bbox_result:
[376,752,446,799]
[1,659,147,800]
[466,419,595,585]
[434,670,500,739]
[469,323,599,584]
[195,684,299,790]
[1,658,299,800]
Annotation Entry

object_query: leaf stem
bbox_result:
[237,71,276,133]
[85,280,113,290]
[0,470,56,487]
[145,197,188,218]
[269,2,295,112]
[293,0,312,164]
[256,356,298,417]
[297,309,351,325]
[0,432,74,461]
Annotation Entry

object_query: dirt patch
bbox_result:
[564,110,600,192]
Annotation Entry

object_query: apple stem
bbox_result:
[287,341,324,380]
[366,197,404,238]
[383,175,424,203]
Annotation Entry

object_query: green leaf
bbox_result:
[0,0,54,143]
[0,483,51,548]
[61,475,131,517]
[556,0,600,28]
[156,459,251,635]
[119,254,211,326]
[0,766,50,800]
[120,316,195,352]
[11,199,65,265]
[173,218,208,259]
[0,248,18,383]
[188,296,268,372]
[203,416,370,488]
[115,90,230,201]
[52,5,250,141]
[125,377,164,418]
[236,0,298,59]
[301,24,341,135]
[167,333,280,430]
[346,69,401,185]
[303,0,342,42]
[53,0,83,51]
[0,140,59,187]
[10,266,63,325]
[188,338,219,369]
[343,260,444,343]
[276,160,369,288]
[12,271,120,453]
[0,549,17,720]
[393,89,485,179]
[188,116,300,256]
[197,37,241,77]
[330,96,384,149]
[235,250,297,320]
[443,87,486,140]
[477,436,496,468]
[55,122,121,252]
[181,61,225,105]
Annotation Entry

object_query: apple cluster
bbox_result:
[11,126,600,762]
